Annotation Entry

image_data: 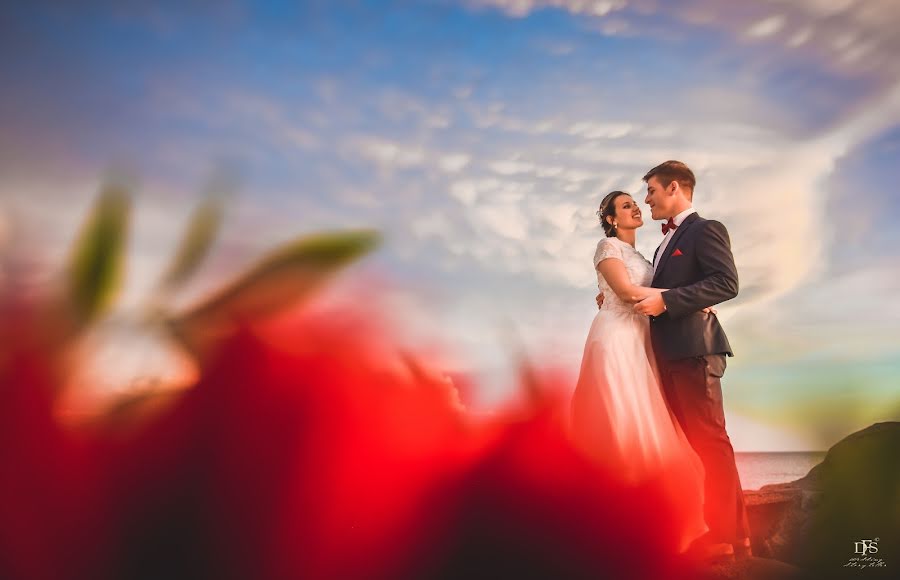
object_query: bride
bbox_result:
[570,190,707,552]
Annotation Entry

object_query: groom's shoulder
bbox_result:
[693,214,729,233]
[692,216,732,245]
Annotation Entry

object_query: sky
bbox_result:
[1,0,899,451]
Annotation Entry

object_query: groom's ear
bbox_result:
[669,180,686,198]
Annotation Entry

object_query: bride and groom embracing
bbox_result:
[570,160,751,562]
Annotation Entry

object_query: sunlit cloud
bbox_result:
[475,0,900,80]
[745,14,786,39]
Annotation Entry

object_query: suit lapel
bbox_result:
[652,212,699,286]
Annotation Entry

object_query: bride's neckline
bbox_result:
[610,237,636,249]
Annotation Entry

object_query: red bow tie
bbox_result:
[661,218,677,235]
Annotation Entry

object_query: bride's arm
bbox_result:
[596,261,714,311]
[597,259,664,304]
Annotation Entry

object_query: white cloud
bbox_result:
[746,14,786,38]
[475,0,627,19]
[453,86,474,100]
[439,153,472,173]
[425,113,453,129]
[787,26,813,47]
[596,17,632,36]
[567,121,634,139]
[411,212,455,241]
[559,168,595,184]
[450,179,486,206]
[489,159,536,175]
[472,203,529,240]
[467,103,559,135]
[535,165,565,178]
[725,78,900,323]
[353,137,427,170]
[538,201,579,231]
[474,0,900,81]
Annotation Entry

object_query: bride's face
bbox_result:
[612,195,643,230]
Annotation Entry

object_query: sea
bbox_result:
[735,451,827,491]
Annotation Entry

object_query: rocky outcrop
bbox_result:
[743,422,900,577]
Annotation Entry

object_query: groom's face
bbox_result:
[644,177,673,220]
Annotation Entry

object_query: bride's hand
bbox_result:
[702,306,717,314]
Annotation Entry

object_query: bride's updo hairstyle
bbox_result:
[597,190,629,238]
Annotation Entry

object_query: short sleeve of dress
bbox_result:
[593,238,624,269]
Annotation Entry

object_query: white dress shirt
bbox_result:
[653,207,696,275]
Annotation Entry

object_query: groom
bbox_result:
[605,160,751,560]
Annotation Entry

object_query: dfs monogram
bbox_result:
[855,538,879,556]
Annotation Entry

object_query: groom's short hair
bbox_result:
[643,161,696,197]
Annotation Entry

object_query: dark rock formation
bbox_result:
[743,422,899,578]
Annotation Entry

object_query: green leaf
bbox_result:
[156,194,225,294]
[67,185,131,327]
[169,229,380,357]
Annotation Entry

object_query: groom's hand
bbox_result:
[634,293,666,316]
[595,292,604,310]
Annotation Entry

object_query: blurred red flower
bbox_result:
[0,297,698,579]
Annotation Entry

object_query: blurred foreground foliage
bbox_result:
[58,181,380,361]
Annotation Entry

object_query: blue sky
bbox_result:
[2,0,899,450]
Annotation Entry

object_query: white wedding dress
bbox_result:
[570,236,707,552]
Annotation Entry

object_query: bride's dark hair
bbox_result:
[597,191,629,238]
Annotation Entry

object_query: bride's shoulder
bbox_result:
[594,237,625,265]
[595,237,616,253]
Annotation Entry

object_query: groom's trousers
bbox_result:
[658,354,750,545]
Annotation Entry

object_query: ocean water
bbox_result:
[735,451,828,491]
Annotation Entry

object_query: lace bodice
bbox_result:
[593,237,653,313]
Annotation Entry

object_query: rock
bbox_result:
[698,556,803,580]
[744,487,802,559]
[743,422,900,578]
